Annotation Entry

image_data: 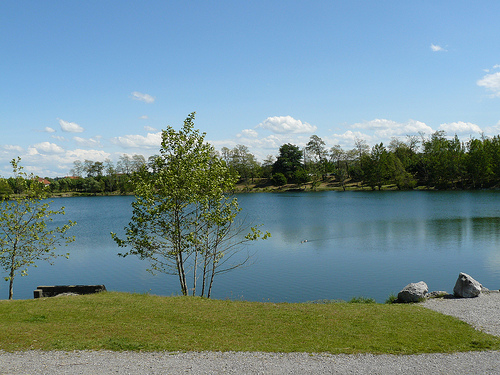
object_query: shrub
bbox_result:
[348,296,376,304]
[271,173,287,186]
[385,293,398,304]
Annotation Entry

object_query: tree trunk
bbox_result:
[201,245,209,297]
[176,251,187,296]
[207,247,218,299]
[192,251,198,296]
[9,270,14,300]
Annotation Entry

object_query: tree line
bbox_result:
[0,155,150,198]
[1,130,499,200]
[222,131,500,190]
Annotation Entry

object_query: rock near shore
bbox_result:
[453,272,483,298]
[397,281,428,303]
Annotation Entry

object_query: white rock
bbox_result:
[453,272,482,298]
[397,281,428,303]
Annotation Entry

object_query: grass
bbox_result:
[0,292,499,354]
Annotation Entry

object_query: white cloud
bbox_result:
[477,72,500,97]
[483,65,500,73]
[31,142,65,154]
[43,127,56,133]
[110,132,162,148]
[73,136,102,148]
[140,115,149,120]
[27,147,39,156]
[65,149,110,161]
[144,125,157,132]
[51,135,67,141]
[328,130,375,147]
[439,121,482,134]
[59,119,84,133]
[2,144,24,152]
[257,115,317,134]
[351,119,433,138]
[131,91,155,104]
[485,120,500,135]
[431,44,446,52]
[238,129,259,138]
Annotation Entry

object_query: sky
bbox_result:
[1,1,500,177]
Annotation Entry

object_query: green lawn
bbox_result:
[0,292,498,354]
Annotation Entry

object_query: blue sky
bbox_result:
[1,1,500,177]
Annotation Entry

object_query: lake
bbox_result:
[5,191,500,302]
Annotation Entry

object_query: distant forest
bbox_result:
[1,130,500,197]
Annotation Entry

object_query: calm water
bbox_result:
[5,191,500,302]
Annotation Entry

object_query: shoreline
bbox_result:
[3,293,500,373]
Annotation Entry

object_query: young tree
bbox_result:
[117,155,133,175]
[0,158,76,299]
[131,155,146,172]
[112,113,269,297]
[354,137,370,161]
[70,160,84,177]
[261,155,275,180]
[330,145,350,190]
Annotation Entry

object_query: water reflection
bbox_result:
[3,192,500,302]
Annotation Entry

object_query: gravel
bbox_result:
[422,290,500,337]
[2,350,500,375]
[2,293,500,374]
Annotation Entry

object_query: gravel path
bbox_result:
[2,293,500,374]
[422,290,500,337]
[2,350,500,375]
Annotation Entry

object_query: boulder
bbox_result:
[397,281,428,303]
[453,272,482,298]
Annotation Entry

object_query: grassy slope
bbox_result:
[0,292,498,353]
[233,177,395,193]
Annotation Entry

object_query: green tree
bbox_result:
[293,169,309,188]
[487,136,500,183]
[385,152,417,190]
[272,143,303,181]
[57,178,70,192]
[388,136,419,172]
[330,145,350,190]
[83,160,104,178]
[359,143,389,190]
[305,135,328,189]
[466,137,493,188]
[117,155,133,175]
[0,179,13,200]
[48,179,60,193]
[261,155,275,180]
[271,172,287,187]
[112,113,269,298]
[70,160,84,177]
[224,145,260,189]
[103,158,118,192]
[83,177,105,194]
[0,158,76,299]
[421,131,453,188]
[354,138,370,163]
